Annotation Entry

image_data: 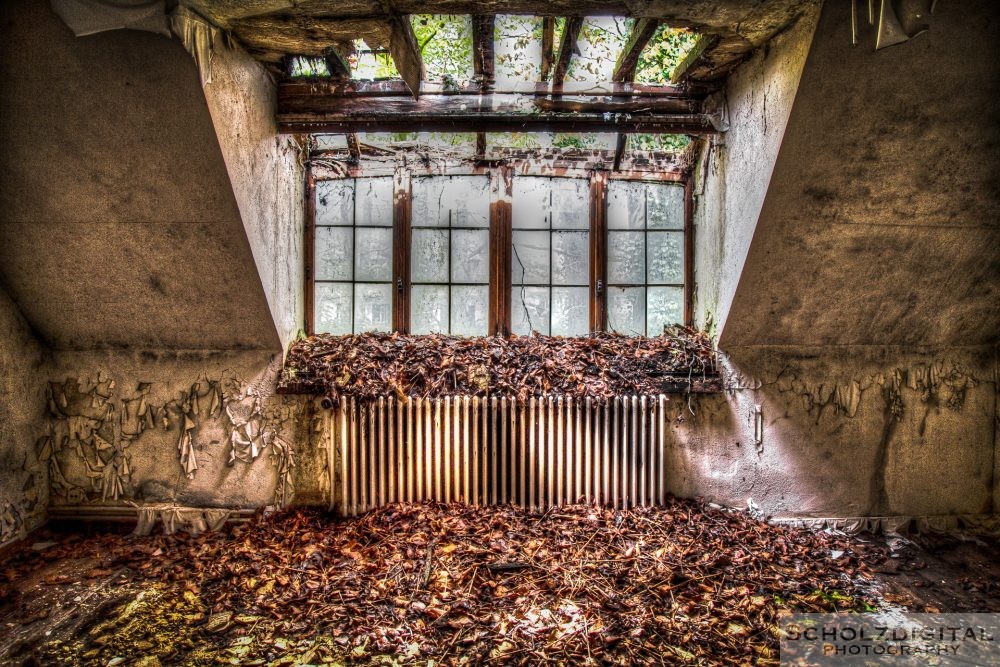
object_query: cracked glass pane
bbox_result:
[608,231,645,284]
[647,231,684,285]
[551,178,590,229]
[315,227,353,281]
[512,230,550,285]
[412,285,449,334]
[355,177,393,226]
[607,180,646,229]
[608,287,645,336]
[512,177,550,229]
[647,286,683,335]
[354,227,392,282]
[451,229,489,284]
[353,283,392,332]
[511,286,550,336]
[551,287,588,336]
[552,231,589,286]
[316,180,354,226]
[451,285,489,336]
[315,283,353,334]
[411,229,450,283]
[646,183,685,229]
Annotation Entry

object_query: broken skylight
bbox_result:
[635,25,700,84]
[411,15,474,85]
[494,15,543,86]
[288,55,330,78]
[564,18,629,84]
[350,39,399,79]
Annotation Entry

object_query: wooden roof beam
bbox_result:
[552,16,584,86]
[472,15,495,87]
[612,18,659,83]
[540,17,555,81]
[380,1,424,98]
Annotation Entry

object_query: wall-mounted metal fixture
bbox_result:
[852,0,935,51]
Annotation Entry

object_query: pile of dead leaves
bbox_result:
[280,328,719,403]
[3,498,884,666]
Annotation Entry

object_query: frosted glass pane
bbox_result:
[512,177,550,229]
[411,229,449,283]
[411,285,449,334]
[315,283,352,334]
[551,179,590,229]
[608,231,645,284]
[511,230,550,284]
[451,229,489,283]
[355,178,393,226]
[315,227,353,281]
[412,176,489,227]
[353,283,392,332]
[647,286,683,336]
[354,227,392,282]
[552,231,589,286]
[551,287,589,336]
[511,286,550,336]
[316,180,354,226]
[451,285,489,336]
[647,231,684,284]
[646,184,684,229]
[495,15,543,86]
[608,287,645,336]
[607,181,646,229]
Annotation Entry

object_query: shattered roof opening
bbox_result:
[635,25,701,84]
[411,14,474,85]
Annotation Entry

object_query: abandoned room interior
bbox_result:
[0,0,998,664]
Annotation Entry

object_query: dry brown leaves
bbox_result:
[4,498,884,666]
[280,328,720,403]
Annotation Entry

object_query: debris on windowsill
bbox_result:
[278,327,721,403]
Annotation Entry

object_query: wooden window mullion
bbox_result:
[683,177,694,327]
[304,164,317,335]
[392,167,412,332]
[589,171,608,332]
[489,166,513,336]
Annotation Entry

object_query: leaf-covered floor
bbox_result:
[2,499,996,666]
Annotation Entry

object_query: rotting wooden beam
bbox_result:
[670,33,716,83]
[280,79,700,98]
[589,171,608,332]
[472,15,495,86]
[324,42,353,79]
[612,133,627,171]
[612,18,659,83]
[380,1,423,98]
[540,17,555,81]
[552,16,584,86]
[346,133,361,161]
[475,132,487,160]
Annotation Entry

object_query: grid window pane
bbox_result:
[608,231,645,285]
[551,179,589,229]
[315,227,353,281]
[552,231,589,286]
[412,285,449,334]
[412,175,489,227]
[512,230,550,285]
[451,285,489,336]
[315,283,353,334]
[512,177,551,229]
[411,229,450,283]
[607,181,645,230]
[646,183,685,229]
[647,286,683,335]
[354,227,393,282]
[647,231,684,284]
[551,287,589,336]
[355,177,394,226]
[316,180,354,226]
[354,283,392,332]
[451,229,489,283]
[608,287,645,336]
[511,286,550,336]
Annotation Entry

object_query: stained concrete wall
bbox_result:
[0,289,48,547]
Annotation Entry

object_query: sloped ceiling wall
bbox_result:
[720,0,1000,347]
[0,0,279,351]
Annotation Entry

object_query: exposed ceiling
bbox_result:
[187,0,820,84]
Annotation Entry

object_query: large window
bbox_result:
[309,171,688,337]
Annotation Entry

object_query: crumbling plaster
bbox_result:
[0,289,48,548]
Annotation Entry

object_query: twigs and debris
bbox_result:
[279,328,720,403]
[1,498,887,666]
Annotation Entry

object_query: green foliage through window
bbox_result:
[634,25,699,84]
[411,15,474,86]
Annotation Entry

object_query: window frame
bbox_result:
[304,162,693,337]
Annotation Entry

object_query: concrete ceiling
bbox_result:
[720,0,1000,347]
[188,0,819,82]
[0,0,280,351]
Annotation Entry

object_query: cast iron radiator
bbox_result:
[326,395,670,515]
